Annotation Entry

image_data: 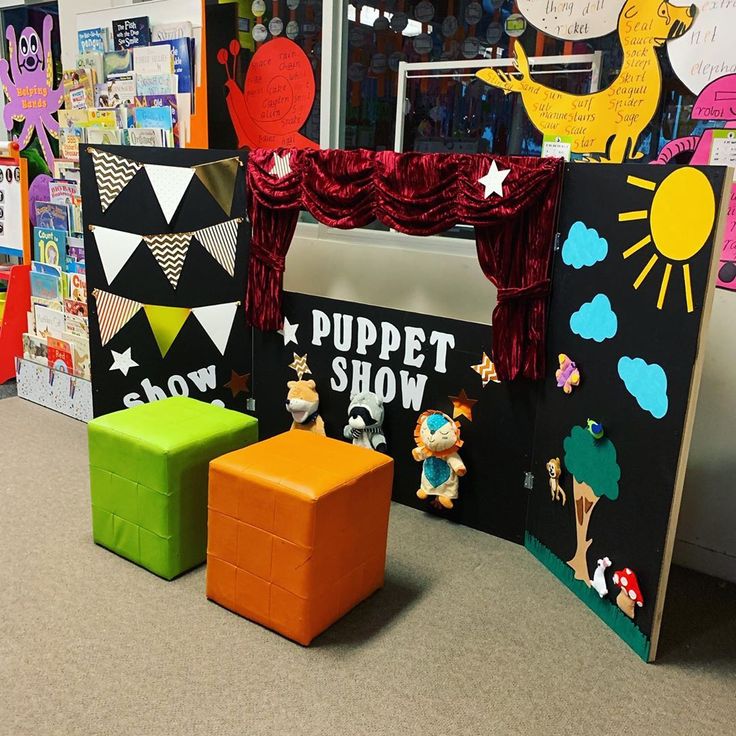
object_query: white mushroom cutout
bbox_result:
[612,568,643,619]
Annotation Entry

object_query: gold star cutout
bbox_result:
[289,353,311,380]
[449,389,478,422]
[471,352,500,386]
[225,370,250,398]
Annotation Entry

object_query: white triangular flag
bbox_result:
[144,164,196,224]
[191,302,239,355]
[92,226,142,284]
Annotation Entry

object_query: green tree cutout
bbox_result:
[563,425,621,585]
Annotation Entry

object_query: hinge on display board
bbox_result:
[247,398,256,411]
[553,232,561,251]
[523,472,535,490]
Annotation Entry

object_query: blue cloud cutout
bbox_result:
[618,356,669,419]
[570,294,618,342]
[562,221,608,269]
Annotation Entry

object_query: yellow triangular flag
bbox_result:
[143,304,191,357]
[194,158,240,216]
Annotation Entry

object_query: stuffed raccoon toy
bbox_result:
[343,391,387,452]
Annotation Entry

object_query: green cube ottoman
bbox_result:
[88,397,258,579]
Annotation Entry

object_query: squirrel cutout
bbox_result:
[546,457,566,505]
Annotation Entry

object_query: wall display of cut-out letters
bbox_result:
[477,0,697,162]
[253,292,537,543]
[79,146,252,417]
[526,164,729,661]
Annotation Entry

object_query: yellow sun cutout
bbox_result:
[618,168,716,313]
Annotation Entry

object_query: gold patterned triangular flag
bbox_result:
[143,232,193,289]
[91,149,142,212]
[92,288,143,345]
[194,157,240,216]
[194,219,239,277]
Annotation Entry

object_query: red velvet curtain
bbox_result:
[247,149,564,380]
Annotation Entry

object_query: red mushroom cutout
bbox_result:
[612,568,643,619]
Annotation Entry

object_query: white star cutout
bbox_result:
[278,316,299,346]
[109,347,138,376]
[269,152,292,178]
[478,160,511,198]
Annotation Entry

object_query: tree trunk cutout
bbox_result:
[567,478,599,585]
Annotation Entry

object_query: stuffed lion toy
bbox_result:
[412,410,466,509]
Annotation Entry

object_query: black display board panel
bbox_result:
[526,164,726,660]
[79,145,252,417]
[253,292,537,543]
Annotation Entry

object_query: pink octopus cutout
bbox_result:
[0,15,63,167]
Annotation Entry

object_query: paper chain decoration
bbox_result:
[90,218,242,289]
[90,148,243,222]
[92,288,240,357]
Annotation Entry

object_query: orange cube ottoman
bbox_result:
[206,430,394,645]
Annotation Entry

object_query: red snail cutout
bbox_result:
[218,37,319,150]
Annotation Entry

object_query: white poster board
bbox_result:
[0,161,24,257]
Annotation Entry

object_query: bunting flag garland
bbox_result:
[92,226,142,285]
[194,219,240,277]
[143,304,192,357]
[90,151,243,216]
[94,289,241,356]
[92,289,143,346]
[144,164,196,224]
[191,302,239,355]
[194,157,240,216]
[91,148,142,212]
[143,232,193,289]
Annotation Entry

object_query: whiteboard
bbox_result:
[0,161,24,257]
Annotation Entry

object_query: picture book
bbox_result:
[23,333,48,366]
[95,75,136,107]
[48,337,74,374]
[34,202,69,233]
[113,16,151,50]
[63,313,89,340]
[58,109,88,129]
[53,161,81,181]
[30,271,61,301]
[136,73,177,97]
[64,299,88,318]
[67,236,85,264]
[124,128,167,147]
[59,129,82,161]
[68,272,87,303]
[49,179,80,205]
[68,197,84,237]
[84,128,123,146]
[33,228,67,264]
[137,94,180,145]
[62,68,95,109]
[76,52,104,84]
[87,108,118,129]
[103,50,133,79]
[133,45,174,75]
[35,305,65,339]
[31,296,63,312]
[27,311,35,334]
[135,106,173,134]
[78,27,108,54]
[152,38,193,95]
[151,21,193,41]
[31,263,62,280]
[66,335,91,380]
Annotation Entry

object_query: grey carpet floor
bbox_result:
[1,397,735,736]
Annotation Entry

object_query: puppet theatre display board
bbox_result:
[253,292,536,543]
[79,146,251,416]
[526,164,729,661]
